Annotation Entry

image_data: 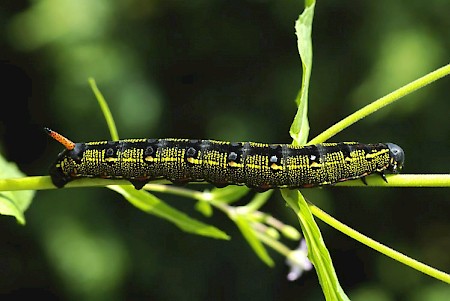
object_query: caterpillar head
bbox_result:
[386,143,405,174]
[46,128,84,188]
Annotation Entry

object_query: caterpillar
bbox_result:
[46,128,404,191]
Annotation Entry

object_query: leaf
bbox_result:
[245,190,273,212]
[282,190,349,301]
[0,154,35,224]
[109,186,229,240]
[89,78,120,141]
[194,199,213,217]
[289,1,315,146]
[233,214,274,267]
[284,1,350,299]
[209,185,250,204]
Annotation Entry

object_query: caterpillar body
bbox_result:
[46,128,404,191]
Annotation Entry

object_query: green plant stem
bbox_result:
[141,183,205,200]
[309,202,450,283]
[0,176,53,191]
[1,174,449,191]
[335,174,450,187]
[141,183,231,212]
[309,63,450,144]
[255,230,292,257]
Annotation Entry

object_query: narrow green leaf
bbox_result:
[0,154,35,224]
[289,1,315,146]
[89,77,120,141]
[194,199,213,217]
[285,1,349,298]
[245,190,273,212]
[209,185,250,204]
[282,190,349,301]
[233,214,274,267]
[109,186,229,240]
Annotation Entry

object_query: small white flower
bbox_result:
[285,239,313,281]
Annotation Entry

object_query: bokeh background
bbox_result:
[1,0,449,300]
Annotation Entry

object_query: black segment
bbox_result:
[185,145,199,166]
[305,145,321,167]
[228,151,238,161]
[106,148,114,156]
[186,147,197,157]
[268,144,283,172]
[68,143,86,163]
[339,143,352,161]
[143,140,158,164]
[157,139,167,149]
[241,142,250,162]
[227,142,244,165]
[144,146,155,157]
[104,142,120,165]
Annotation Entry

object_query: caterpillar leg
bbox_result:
[130,179,148,190]
[379,172,388,183]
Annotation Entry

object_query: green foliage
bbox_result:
[284,2,350,299]
[232,207,275,267]
[283,190,350,300]
[1,0,449,300]
[0,155,34,224]
[290,1,314,146]
[109,186,229,240]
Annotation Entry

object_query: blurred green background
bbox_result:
[1,0,449,300]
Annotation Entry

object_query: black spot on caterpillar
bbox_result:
[45,128,404,191]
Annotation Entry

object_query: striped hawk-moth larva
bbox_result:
[46,128,404,191]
